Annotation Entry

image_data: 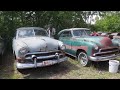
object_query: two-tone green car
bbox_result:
[58,28,120,66]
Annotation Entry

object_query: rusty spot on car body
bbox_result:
[66,44,88,52]
[100,37,112,47]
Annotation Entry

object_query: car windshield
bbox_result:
[73,29,91,37]
[18,29,48,38]
[34,29,48,36]
[18,29,34,38]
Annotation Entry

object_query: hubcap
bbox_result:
[78,52,88,66]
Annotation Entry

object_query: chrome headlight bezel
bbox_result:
[118,44,120,49]
[60,45,66,50]
[94,45,99,50]
[19,47,28,55]
[58,41,66,50]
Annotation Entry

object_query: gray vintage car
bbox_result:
[12,27,68,69]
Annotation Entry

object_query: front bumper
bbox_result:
[16,57,68,69]
[88,54,120,61]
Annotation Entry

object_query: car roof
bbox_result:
[58,28,90,34]
[111,33,120,36]
[64,28,90,31]
[17,27,44,30]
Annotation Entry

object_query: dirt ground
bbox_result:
[0,52,120,79]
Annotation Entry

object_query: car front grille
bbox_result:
[23,50,65,63]
[93,47,119,57]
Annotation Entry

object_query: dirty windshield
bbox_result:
[18,29,34,38]
[34,29,48,36]
[18,29,48,38]
[73,29,91,37]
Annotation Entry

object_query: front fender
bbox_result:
[74,40,98,56]
[13,40,28,57]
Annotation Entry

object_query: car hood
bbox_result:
[16,36,59,52]
[75,36,114,48]
[112,38,120,45]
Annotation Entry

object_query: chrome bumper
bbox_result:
[88,54,120,61]
[16,57,68,69]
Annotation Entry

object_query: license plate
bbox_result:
[43,61,51,65]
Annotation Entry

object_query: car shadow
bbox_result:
[91,60,120,73]
[66,54,110,72]
[20,60,80,79]
[91,61,109,71]
[0,51,79,79]
[0,51,15,79]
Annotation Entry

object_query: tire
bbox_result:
[13,51,16,60]
[17,68,24,73]
[77,52,91,67]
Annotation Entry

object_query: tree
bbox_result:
[95,13,120,32]
[0,11,98,50]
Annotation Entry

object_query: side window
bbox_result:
[81,30,86,36]
[60,31,72,38]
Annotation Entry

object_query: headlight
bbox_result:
[118,43,120,47]
[94,45,98,50]
[60,45,66,50]
[118,44,120,49]
[19,47,28,54]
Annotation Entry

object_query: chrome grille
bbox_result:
[25,51,61,57]
[94,47,119,57]
[23,50,64,63]
[99,47,118,52]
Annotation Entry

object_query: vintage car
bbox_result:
[111,32,120,39]
[0,36,5,56]
[58,28,120,66]
[111,33,120,52]
[12,27,68,69]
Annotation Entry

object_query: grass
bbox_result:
[1,53,120,79]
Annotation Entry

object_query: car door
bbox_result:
[59,31,73,54]
[71,30,86,56]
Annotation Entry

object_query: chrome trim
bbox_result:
[65,52,76,57]
[94,50,119,55]
[99,47,118,52]
[16,57,68,69]
[24,50,61,56]
[88,54,120,61]
[25,54,63,60]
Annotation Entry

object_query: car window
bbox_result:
[34,29,48,36]
[85,30,92,35]
[73,30,87,36]
[18,29,34,38]
[60,31,72,38]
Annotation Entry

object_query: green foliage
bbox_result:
[95,13,120,32]
[2,11,113,50]
[0,11,90,50]
[2,11,119,50]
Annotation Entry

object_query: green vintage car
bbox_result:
[58,28,120,66]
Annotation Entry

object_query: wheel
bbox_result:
[77,52,91,67]
[17,68,25,73]
[13,52,16,59]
